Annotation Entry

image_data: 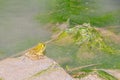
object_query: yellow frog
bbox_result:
[25,43,46,60]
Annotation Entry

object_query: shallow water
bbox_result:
[0,0,120,70]
[0,0,51,59]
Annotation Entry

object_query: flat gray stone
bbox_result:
[0,56,74,80]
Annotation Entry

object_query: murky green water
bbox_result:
[0,0,120,70]
[0,0,51,59]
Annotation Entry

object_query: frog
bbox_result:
[25,43,46,60]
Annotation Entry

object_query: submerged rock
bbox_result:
[80,74,103,80]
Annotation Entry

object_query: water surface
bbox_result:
[0,0,51,58]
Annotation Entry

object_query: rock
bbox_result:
[0,56,116,80]
[0,56,74,80]
[80,74,103,80]
[102,69,120,80]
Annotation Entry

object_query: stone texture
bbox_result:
[80,74,103,80]
[0,56,74,80]
[102,69,120,80]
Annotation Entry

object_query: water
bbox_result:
[0,0,51,59]
[0,0,120,70]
